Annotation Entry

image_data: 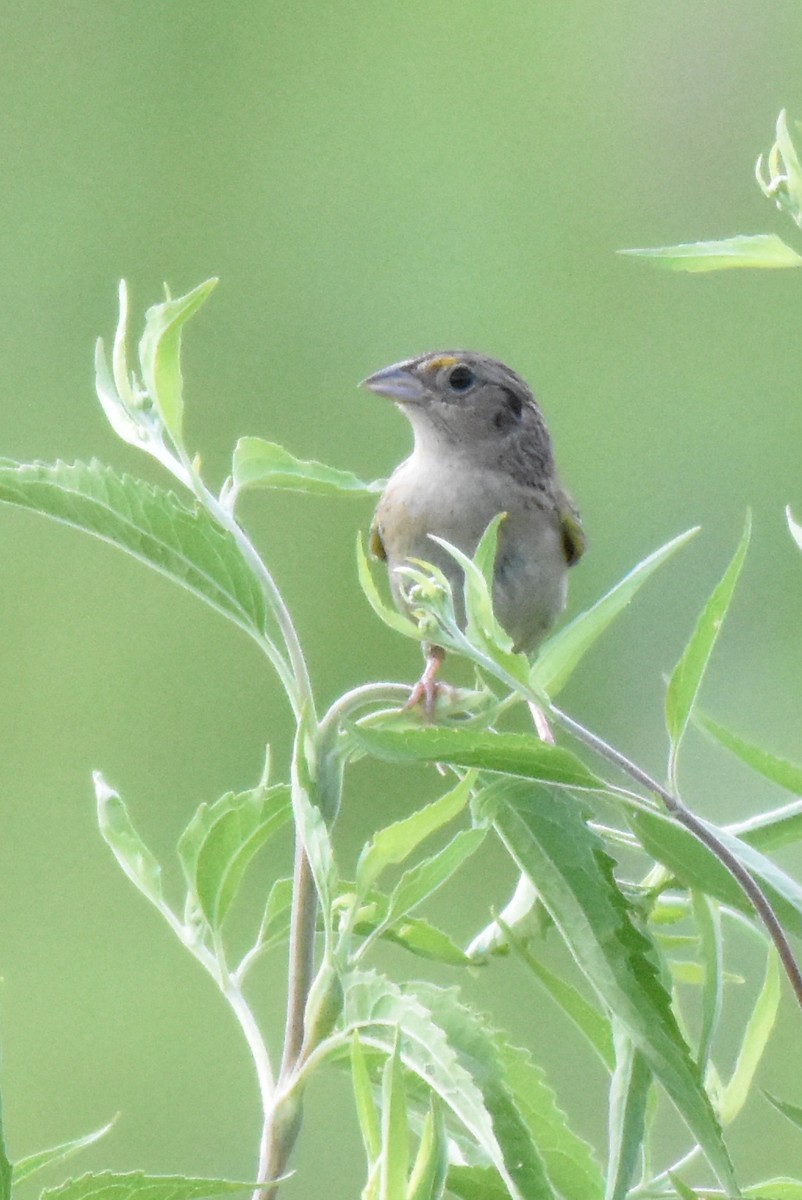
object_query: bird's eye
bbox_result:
[447,365,475,393]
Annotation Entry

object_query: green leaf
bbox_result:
[410,985,556,1200]
[351,1031,382,1163]
[665,515,751,775]
[177,784,291,928]
[619,234,802,271]
[41,1174,253,1200]
[13,1120,115,1185]
[445,1166,510,1200]
[728,801,802,852]
[292,726,338,941]
[94,774,167,912]
[0,461,267,642]
[232,437,384,499]
[335,971,548,1199]
[506,938,614,1071]
[628,806,802,939]
[137,279,217,446]
[406,1099,447,1200]
[380,1035,409,1200]
[533,527,698,696]
[351,893,472,965]
[352,725,603,790]
[699,711,802,804]
[763,1091,802,1134]
[0,1080,11,1200]
[494,1040,604,1200]
[431,519,530,684]
[257,876,294,954]
[605,1026,652,1200]
[719,952,781,1126]
[479,779,736,1192]
[357,535,423,641]
[384,829,487,928]
[357,774,474,895]
[693,893,723,1073]
[773,110,802,222]
[668,1173,700,1200]
[744,1181,802,1200]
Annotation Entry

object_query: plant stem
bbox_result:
[550,703,802,1011]
[190,469,315,720]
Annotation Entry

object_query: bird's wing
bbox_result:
[557,492,586,566]
[369,516,387,561]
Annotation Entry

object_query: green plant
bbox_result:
[2,281,802,1200]
[622,108,802,271]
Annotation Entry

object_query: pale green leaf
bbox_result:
[258,876,294,953]
[763,1091,802,1134]
[335,971,543,1199]
[668,1173,700,1200]
[719,952,781,1126]
[744,1181,802,1200]
[774,109,802,220]
[351,1031,382,1163]
[699,711,802,804]
[628,806,802,939]
[13,1120,115,1185]
[495,1039,604,1200]
[534,527,698,695]
[357,535,423,641]
[385,829,486,926]
[0,1080,10,1200]
[406,1099,447,1200]
[357,774,473,895]
[479,779,736,1192]
[410,984,556,1200]
[431,518,529,683]
[605,1026,651,1200]
[178,784,291,928]
[666,515,751,770]
[380,1035,409,1200]
[351,894,472,965]
[728,801,802,852]
[41,1174,253,1200]
[352,725,603,790]
[0,460,267,641]
[445,1166,509,1200]
[507,938,614,1071]
[94,774,166,911]
[693,893,723,1072]
[620,234,802,271]
[137,279,217,446]
[232,437,384,499]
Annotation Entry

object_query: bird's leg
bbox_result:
[528,700,554,744]
[405,644,446,718]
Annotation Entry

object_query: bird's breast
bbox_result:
[374,452,568,652]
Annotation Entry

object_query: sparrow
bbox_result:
[361,351,585,711]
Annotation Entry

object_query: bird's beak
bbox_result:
[360,360,426,404]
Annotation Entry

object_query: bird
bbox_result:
[361,351,585,712]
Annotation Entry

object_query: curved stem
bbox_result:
[550,703,802,1011]
[318,681,411,741]
[187,465,315,720]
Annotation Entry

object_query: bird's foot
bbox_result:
[404,646,447,719]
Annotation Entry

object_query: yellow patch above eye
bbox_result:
[424,355,458,372]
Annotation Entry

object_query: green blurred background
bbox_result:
[2,2,802,1194]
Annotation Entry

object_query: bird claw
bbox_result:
[404,646,446,719]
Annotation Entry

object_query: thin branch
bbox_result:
[550,703,802,1011]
